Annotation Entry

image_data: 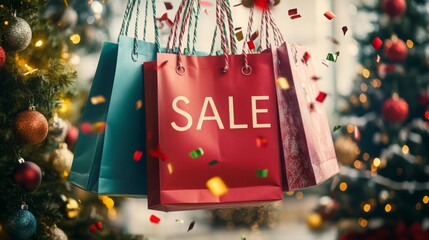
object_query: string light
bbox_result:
[416,202,422,210]
[362,69,370,78]
[360,83,368,92]
[363,203,371,212]
[363,153,370,161]
[4,21,8,25]
[373,158,381,167]
[423,196,429,204]
[358,218,368,227]
[285,191,294,196]
[347,124,355,133]
[295,192,304,200]
[35,40,44,47]
[406,39,414,48]
[339,182,348,191]
[70,34,81,44]
[353,160,363,169]
[58,98,72,113]
[371,79,382,88]
[359,93,367,103]
[402,145,409,155]
[385,204,392,212]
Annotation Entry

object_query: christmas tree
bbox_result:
[313,0,429,238]
[0,1,139,239]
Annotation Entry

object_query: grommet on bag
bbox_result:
[176,65,185,75]
[241,64,252,76]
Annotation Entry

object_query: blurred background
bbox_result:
[1,0,428,239]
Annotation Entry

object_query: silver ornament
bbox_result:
[1,17,32,52]
[50,226,68,240]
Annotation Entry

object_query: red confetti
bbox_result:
[250,30,259,41]
[199,1,212,6]
[316,92,327,103]
[80,122,92,134]
[156,60,168,69]
[324,11,336,20]
[372,37,383,50]
[321,60,329,67]
[342,26,348,35]
[187,221,196,232]
[159,13,168,21]
[302,51,311,63]
[254,0,269,10]
[247,41,255,50]
[167,19,174,28]
[149,145,168,161]
[133,150,143,162]
[290,14,302,19]
[164,2,173,10]
[288,8,298,16]
[311,76,321,81]
[256,136,268,147]
[92,122,106,133]
[150,214,161,224]
[424,110,429,120]
[354,126,361,141]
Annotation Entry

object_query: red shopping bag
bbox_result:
[144,52,284,211]
[272,41,339,191]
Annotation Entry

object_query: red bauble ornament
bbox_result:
[12,161,42,192]
[382,96,409,124]
[65,125,79,149]
[418,91,429,107]
[381,0,407,18]
[0,46,5,69]
[13,107,49,145]
[384,38,407,62]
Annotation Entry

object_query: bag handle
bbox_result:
[118,0,160,61]
[209,0,237,56]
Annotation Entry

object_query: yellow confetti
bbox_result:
[276,77,290,90]
[92,121,106,133]
[206,176,228,197]
[136,100,143,110]
[91,95,106,105]
[167,163,173,174]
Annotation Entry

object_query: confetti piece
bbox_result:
[199,1,212,7]
[204,9,210,15]
[302,51,311,63]
[327,36,340,45]
[316,92,327,103]
[150,214,160,224]
[149,146,168,161]
[81,122,92,134]
[354,126,361,141]
[324,11,336,20]
[133,150,143,162]
[342,26,348,35]
[189,147,204,159]
[187,221,196,232]
[159,13,168,21]
[167,163,173,174]
[91,95,106,105]
[167,19,174,27]
[256,169,268,178]
[250,30,259,41]
[376,54,381,63]
[233,3,241,7]
[206,176,228,197]
[333,125,341,132]
[326,53,338,62]
[164,2,173,10]
[136,100,143,110]
[290,14,302,19]
[235,30,244,41]
[276,77,290,90]
[256,136,268,147]
[92,122,106,133]
[208,160,218,166]
[156,60,168,69]
[288,8,298,16]
[311,76,321,81]
[176,219,184,224]
[184,48,189,55]
[247,41,255,50]
[372,37,382,50]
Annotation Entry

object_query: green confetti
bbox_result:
[208,160,218,166]
[256,169,268,178]
[189,148,204,159]
[184,48,189,55]
[326,53,337,62]
[333,125,341,132]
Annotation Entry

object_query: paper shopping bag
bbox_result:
[272,41,339,191]
[144,52,284,211]
[69,36,157,195]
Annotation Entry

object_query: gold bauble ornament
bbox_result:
[52,143,73,178]
[13,106,48,145]
[307,212,323,230]
[241,0,254,8]
[334,136,359,166]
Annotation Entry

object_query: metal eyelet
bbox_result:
[241,65,252,76]
[176,65,185,75]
